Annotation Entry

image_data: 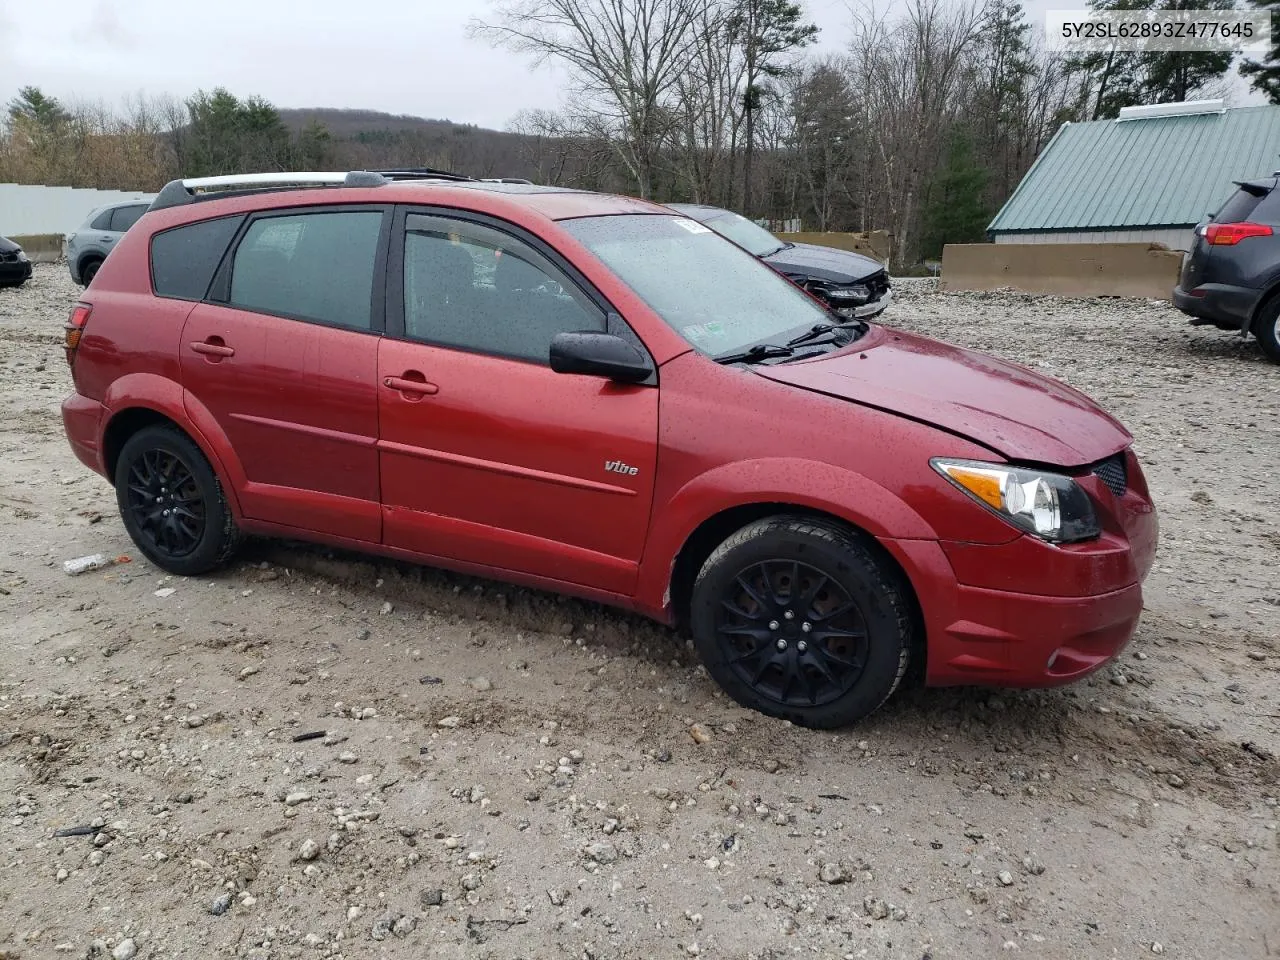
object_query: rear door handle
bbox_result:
[383,375,439,397]
[190,341,235,358]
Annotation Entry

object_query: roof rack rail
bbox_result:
[480,177,535,184]
[372,167,476,182]
[149,170,394,211]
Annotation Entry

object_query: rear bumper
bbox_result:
[1173,282,1260,329]
[62,393,107,477]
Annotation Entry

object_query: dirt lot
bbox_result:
[1,265,1277,960]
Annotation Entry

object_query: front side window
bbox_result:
[402,213,603,363]
[229,210,383,331]
[562,214,834,358]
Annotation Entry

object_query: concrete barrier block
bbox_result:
[940,242,1182,300]
[10,234,66,263]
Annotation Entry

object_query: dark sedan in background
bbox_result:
[667,203,892,319]
[0,236,33,288]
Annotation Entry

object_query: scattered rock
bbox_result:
[469,676,493,692]
[1151,943,1164,955]
[420,888,443,908]
[210,892,233,915]
[392,915,417,937]
[1022,855,1046,876]
[298,839,321,861]
[583,841,618,864]
[1167,773,1186,789]
[461,872,483,891]
[819,861,851,884]
[998,870,1014,886]
[111,940,137,960]
[370,914,395,941]
[863,897,890,920]
[689,723,712,745]
[437,716,462,728]
[548,887,570,906]
[285,791,312,806]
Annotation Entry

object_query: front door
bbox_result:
[181,206,388,542]
[377,209,658,594]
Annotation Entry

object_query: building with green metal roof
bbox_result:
[987,100,1280,252]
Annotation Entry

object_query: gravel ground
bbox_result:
[0,264,1276,960]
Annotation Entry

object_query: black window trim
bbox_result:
[149,212,248,303]
[387,204,657,383]
[206,203,394,336]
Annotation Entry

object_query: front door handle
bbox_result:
[383,375,439,397]
[190,339,235,359]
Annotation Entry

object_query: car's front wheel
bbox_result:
[1254,297,1280,364]
[115,425,239,575]
[689,516,915,728]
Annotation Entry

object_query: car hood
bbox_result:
[762,242,884,284]
[0,236,20,253]
[754,328,1131,466]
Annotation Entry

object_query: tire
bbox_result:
[1254,297,1280,364]
[114,425,239,575]
[690,516,915,729]
[81,258,102,286]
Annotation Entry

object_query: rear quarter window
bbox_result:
[109,204,148,232]
[151,215,245,301]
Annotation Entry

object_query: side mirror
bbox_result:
[550,331,652,383]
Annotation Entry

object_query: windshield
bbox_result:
[699,210,787,257]
[562,214,833,357]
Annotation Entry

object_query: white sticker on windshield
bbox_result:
[673,218,712,234]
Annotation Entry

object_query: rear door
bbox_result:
[376,207,659,594]
[180,205,391,542]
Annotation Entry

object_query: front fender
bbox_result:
[634,457,936,617]
[100,373,246,518]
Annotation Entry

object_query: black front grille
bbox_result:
[1091,453,1127,497]
[0,251,16,263]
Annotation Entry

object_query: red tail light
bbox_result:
[65,303,92,366]
[1205,221,1273,245]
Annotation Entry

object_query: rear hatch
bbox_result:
[1180,178,1276,289]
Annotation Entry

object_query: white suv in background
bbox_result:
[66,199,153,286]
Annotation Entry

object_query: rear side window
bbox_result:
[1214,187,1267,223]
[90,209,114,231]
[109,204,148,232]
[229,211,383,331]
[151,215,244,301]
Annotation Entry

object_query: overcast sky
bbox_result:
[0,0,1262,129]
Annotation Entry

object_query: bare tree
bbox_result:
[469,0,709,197]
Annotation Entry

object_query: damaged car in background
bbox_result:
[667,202,892,320]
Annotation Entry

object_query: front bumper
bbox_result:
[835,288,893,320]
[1172,282,1260,330]
[883,451,1158,688]
[0,259,32,284]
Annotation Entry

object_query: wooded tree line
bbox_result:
[2,0,1277,266]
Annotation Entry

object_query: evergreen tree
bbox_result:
[1240,0,1280,101]
[921,130,991,260]
[6,86,69,128]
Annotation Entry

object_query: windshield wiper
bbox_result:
[787,323,839,346]
[713,343,796,365]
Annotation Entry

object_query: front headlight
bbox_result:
[16,250,28,262]
[824,284,871,302]
[931,458,1100,543]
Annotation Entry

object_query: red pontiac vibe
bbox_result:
[59,171,1158,727]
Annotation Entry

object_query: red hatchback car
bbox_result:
[60,171,1157,727]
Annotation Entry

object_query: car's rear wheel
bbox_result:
[80,258,102,286]
[1254,297,1280,364]
[689,516,915,728]
[115,425,238,575]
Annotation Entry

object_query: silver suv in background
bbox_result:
[66,199,152,286]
